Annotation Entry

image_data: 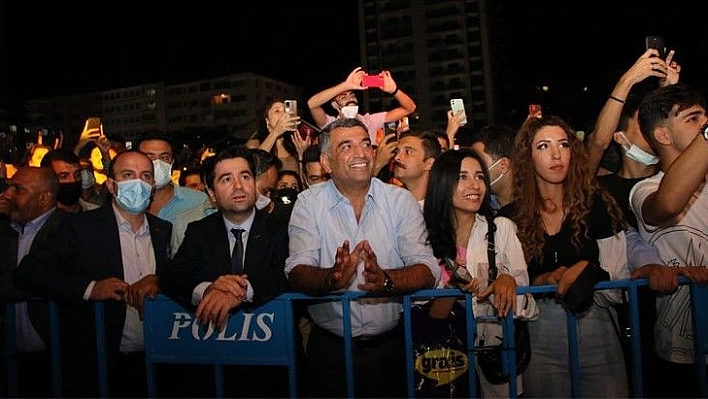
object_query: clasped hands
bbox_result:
[89,274,159,320]
[326,240,389,293]
[196,274,250,332]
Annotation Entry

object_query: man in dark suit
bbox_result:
[160,145,291,397]
[1,166,64,398]
[14,150,172,397]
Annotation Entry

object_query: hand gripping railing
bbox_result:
[4,277,708,398]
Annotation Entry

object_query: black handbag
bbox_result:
[475,219,532,385]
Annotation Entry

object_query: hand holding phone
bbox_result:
[444,258,472,285]
[645,36,666,59]
[362,74,384,88]
[284,100,298,116]
[450,98,468,126]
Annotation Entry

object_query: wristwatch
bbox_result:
[701,123,708,141]
[382,270,394,293]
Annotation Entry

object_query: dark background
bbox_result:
[2,1,706,122]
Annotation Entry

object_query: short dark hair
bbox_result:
[107,149,149,179]
[249,148,283,177]
[206,145,255,190]
[40,148,81,167]
[134,131,173,153]
[179,164,202,187]
[399,129,443,160]
[471,124,516,160]
[301,145,321,165]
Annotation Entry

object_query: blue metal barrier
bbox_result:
[4,278,708,398]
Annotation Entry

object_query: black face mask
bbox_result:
[275,187,299,205]
[56,182,82,205]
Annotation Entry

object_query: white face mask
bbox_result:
[152,159,173,189]
[340,105,359,119]
[487,158,505,186]
[618,132,659,166]
[255,193,272,210]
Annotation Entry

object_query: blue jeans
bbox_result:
[522,297,628,398]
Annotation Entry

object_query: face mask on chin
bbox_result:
[115,179,153,214]
[340,105,359,119]
[487,158,504,186]
[255,193,272,210]
[618,132,659,166]
[152,159,173,189]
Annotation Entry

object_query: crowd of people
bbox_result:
[2,47,708,398]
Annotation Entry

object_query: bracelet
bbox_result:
[609,95,625,104]
[389,87,399,96]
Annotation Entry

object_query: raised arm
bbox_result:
[586,49,668,174]
[307,67,366,128]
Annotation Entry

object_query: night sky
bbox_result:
[2,1,706,116]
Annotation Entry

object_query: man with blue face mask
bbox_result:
[135,131,209,225]
[14,150,172,397]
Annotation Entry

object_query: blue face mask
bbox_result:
[115,179,153,214]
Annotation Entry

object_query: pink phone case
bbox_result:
[362,75,384,88]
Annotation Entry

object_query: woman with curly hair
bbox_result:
[500,115,629,397]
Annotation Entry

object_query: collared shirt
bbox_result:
[285,178,440,337]
[323,112,387,145]
[157,184,210,224]
[191,209,256,305]
[171,200,218,253]
[114,203,155,353]
[12,208,56,352]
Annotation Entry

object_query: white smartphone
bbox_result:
[450,98,467,126]
[284,100,298,116]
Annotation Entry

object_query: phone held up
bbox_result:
[284,100,298,116]
[645,35,666,59]
[529,103,543,119]
[450,98,468,126]
[362,74,384,88]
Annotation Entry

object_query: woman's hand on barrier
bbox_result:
[557,262,587,295]
[478,273,516,317]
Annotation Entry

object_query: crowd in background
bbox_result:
[2,47,708,398]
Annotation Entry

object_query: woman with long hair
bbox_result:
[246,98,310,173]
[423,148,536,397]
[503,115,629,397]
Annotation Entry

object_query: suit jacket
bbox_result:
[1,208,66,344]
[13,204,172,358]
[160,208,289,309]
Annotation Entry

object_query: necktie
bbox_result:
[230,228,245,274]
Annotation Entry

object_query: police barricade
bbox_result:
[4,279,708,398]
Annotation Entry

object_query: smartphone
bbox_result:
[85,117,101,132]
[384,122,398,144]
[362,74,384,88]
[443,258,472,284]
[284,100,298,116]
[645,35,666,58]
[529,103,543,119]
[450,98,468,126]
[125,141,133,150]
